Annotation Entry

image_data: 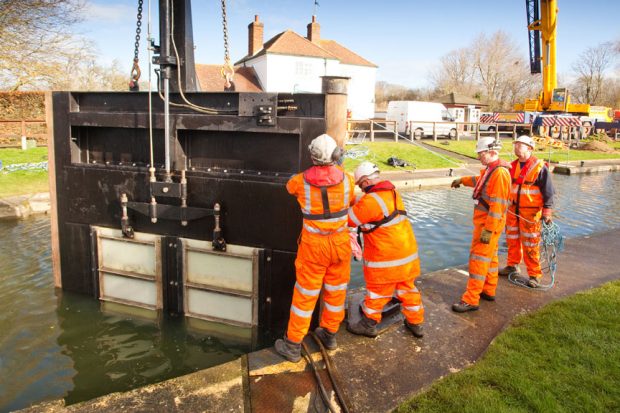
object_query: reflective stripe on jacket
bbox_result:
[348,181,420,283]
[510,157,544,211]
[287,165,355,236]
[461,162,511,232]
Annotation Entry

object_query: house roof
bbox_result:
[235,30,375,67]
[195,64,263,92]
[435,92,486,106]
[317,39,377,67]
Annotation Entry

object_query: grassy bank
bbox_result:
[0,147,49,198]
[396,280,620,413]
[426,138,620,163]
[343,142,460,172]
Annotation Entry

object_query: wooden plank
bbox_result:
[45,92,62,289]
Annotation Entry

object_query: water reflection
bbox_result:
[1,172,619,411]
[56,292,249,405]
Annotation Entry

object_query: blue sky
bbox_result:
[80,0,620,88]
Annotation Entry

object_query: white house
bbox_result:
[231,15,377,119]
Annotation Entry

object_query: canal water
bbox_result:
[1,172,619,411]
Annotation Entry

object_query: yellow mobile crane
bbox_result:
[516,0,590,115]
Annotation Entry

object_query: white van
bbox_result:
[386,101,458,139]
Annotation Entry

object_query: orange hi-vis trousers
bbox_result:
[286,231,350,344]
[505,206,543,279]
[462,223,502,306]
[361,278,424,325]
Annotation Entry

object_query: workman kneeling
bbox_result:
[274,134,355,363]
[450,137,511,312]
[346,161,424,338]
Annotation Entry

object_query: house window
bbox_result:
[295,61,312,76]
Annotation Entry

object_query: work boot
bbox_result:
[314,327,337,350]
[480,292,496,302]
[274,337,302,363]
[499,265,519,276]
[527,276,540,288]
[404,320,424,338]
[347,315,378,338]
[452,301,479,313]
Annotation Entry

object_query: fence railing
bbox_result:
[0,119,47,148]
[406,121,534,141]
[347,119,398,142]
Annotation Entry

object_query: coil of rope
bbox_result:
[507,212,564,290]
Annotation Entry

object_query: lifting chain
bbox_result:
[129,0,144,91]
[220,0,234,90]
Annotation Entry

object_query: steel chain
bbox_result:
[221,0,230,63]
[134,0,143,60]
[220,0,234,88]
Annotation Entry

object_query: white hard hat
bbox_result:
[514,135,535,149]
[308,134,338,165]
[475,137,502,153]
[354,161,380,184]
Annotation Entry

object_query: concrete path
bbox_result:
[25,229,619,412]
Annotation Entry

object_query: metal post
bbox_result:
[433,122,437,141]
[164,77,171,180]
[476,123,480,140]
[370,121,374,142]
[393,122,397,141]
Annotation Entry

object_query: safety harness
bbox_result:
[473,160,510,212]
[301,169,348,221]
[359,190,407,234]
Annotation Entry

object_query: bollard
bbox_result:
[322,76,350,148]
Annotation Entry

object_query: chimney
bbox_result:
[307,15,320,43]
[248,15,264,56]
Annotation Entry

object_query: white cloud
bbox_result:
[82,2,135,23]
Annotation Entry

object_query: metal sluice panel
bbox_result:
[182,239,260,328]
[95,227,162,310]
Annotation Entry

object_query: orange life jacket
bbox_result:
[510,156,544,211]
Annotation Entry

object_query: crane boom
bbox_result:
[518,0,590,115]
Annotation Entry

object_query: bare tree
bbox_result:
[429,31,539,111]
[0,0,91,90]
[570,42,615,105]
[51,57,130,91]
[430,47,476,96]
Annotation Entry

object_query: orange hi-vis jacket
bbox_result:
[284,165,355,342]
[287,165,355,237]
[348,181,420,284]
[461,160,512,232]
[510,156,545,211]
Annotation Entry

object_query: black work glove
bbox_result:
[451,178,462,188]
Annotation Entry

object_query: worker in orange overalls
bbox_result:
[274,134,355,362]
[346,161,424,338]
[498,135,555,287]
[451,137,511,312]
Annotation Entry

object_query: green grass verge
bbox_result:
[343,142,460,172]
[0,147,49,198]
[395,280,620,413]
[0,147,48,165]
[425,139,620,163]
